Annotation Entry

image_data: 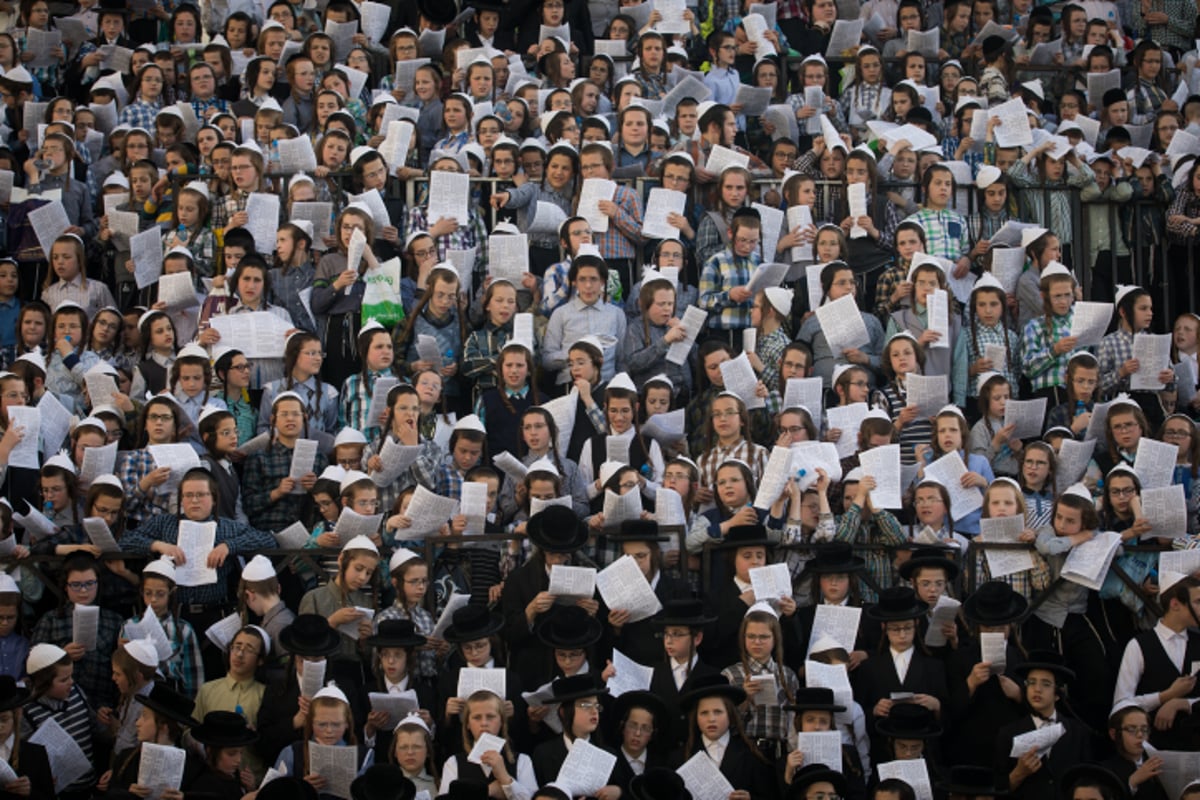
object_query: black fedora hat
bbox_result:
[257,777,319,800]
[782,687,845,714]
[651,598,716,629]
[527,506,588,553]
[364,618,427,650]
[138,682,198,728]
[611,690,669,735]
[443,604,504,644]
[1012,650,1075,684]
[802,542,865,575]
[1058,765,1129,800]
[190,711,259,747]
[435,781,490,800]
[278,614,341,657]
[678,674,745,713]
[866,587,929,622]
[963,581,1028,626]
[96,0,130,16]
[874,703,942,739]
[713,524,775,550]
[350,765,417,800]
[629,768,693,800]
[417,0,459,26]
[0,676,28,713]
[786,764,847,800]
[605,519,669,543]
[938,765,1008,797]
[537,606,603,650]
[550,673,608,704]
[898,545,960,582]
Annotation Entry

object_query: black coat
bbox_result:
[610,748,672,796]
[531,735,619,788]
[994,715,1092,799]
[945,638,1026,767]
[1101,754,1171,800]
[854,646,949,764]
[601,572,692,668]
[500,557,553,680]
[649,660,722,751]
[672,736,779,800]
[0,742,52,800]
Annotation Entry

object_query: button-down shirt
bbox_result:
[1114,621,1194,712]
[891,647,913,683]
[700,248,759,331]
[703,730,731,764]
[542,296,627,383]
[1022,311,1077,392]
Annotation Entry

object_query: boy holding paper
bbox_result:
[699,206,762,343]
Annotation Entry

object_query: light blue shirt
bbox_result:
[542,295,627,385]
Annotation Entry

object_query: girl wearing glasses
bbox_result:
[1095,398,1150,475]
[29,455,84,557]
[126,557,203,699]
[312,206,380,388]
[1098,464,1163,638]
[1162,414,1200,535]
[375,549,443,685]
[212,349,256,447]
[720,604,800,761]
[299,535,379,687]
[1101,706,1167,800]
[117,396,187,527]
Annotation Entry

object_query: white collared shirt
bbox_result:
[703,731,731,764]
[672,654,698,690]
[623,747,646,776]
[386,675,411,694]
[891,647,913,684]
[1033,712,1059,729]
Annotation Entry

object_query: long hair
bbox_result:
[394,269,465,368]
[378,383,419,451]
[738,610,795,704]
[460,691,515,760]
[335,544,380,609]
[169,352,213,404]
[684,695,767,763]
[282,332,327,424]
[967,284,1016,377]
[494,346,540,415]
[519,406,564,472]
[705,394,750,452]
[1161,415,1200,480]
[1038,273,1075,336]
[1018,441,1057,495]
[136,397,185,447]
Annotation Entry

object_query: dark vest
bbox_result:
[201,454,240,521]
[481,389,533,461]
[452,751,518,786]
[1135,627,1200,750]
[137,358,168,395]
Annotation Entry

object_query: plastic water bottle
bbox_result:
[269,139,282,174]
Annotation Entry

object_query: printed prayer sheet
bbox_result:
[291,202,333,251]
[1134,437,1178,489]
[858,444,903,509]
[460,481,488,536]
[175,521,218,586]
[205,612,242,652]
[979,515,1035,577]
[1141,485,1187,540]
[826,18,864,56]
[703,144,749,175]
[719,353,766,411]
[603,488,643,529]
[643,188,688,240]
[667,305,708,364]
[393,58,431,95]
[754,445,794,510]
[399,486,458,539]
[299,658,326,699]
[244,193,281,255]
[530,498,576,519]
[29,200,70,257]
[788,205,815,261]
[209,313,292,359]
[904,374,948,418]
[607,648,655,696]
[808,605,861,654]
[662,76,710,116]
[924,595,962,647]
[288,439,319,493]
[368,692,418,729]
[924,452,983,520]
[428,171,470,227]
[1003,398,1047,440]
[578,178,617,233]
[308,743,358,800]
[1161,548,1200,581]
[347,189,390,230]
[1010,722,1065,757]
[0,760,15,786]
[458,667,507,700]
[826,403,870,459]
[333,508,383,545]
[606,432,632,465]
[927,290,950,348]
[847,183,868,238]
[1086,68,1122,107]
[749,563,792,604]
[467,732,508,776]
[805,661,854,721]
[335,606,375,640]
[4,407,38,470]
[29,718,91,789]
[487,233,530,282]
[597,556,662,622]
[271,520,308,550]
[26,28,62,68]
[157,272,198,311]
[137,743,186,799]
[125,606,172,661]
[1155,750,1200,800]
[1069,302,1114,347]
[783,377,823,420]
[1085,398,1117,441]
[1061,531,1122,590]
[790,442,844,489]
[370,439,420,487]
[905,26,939,55]
[878,759,934,800]
[548,565,597,600]
[676,751,736,800]
[815,294,869,353]
[642,409,686,448]
[14,502,56,542]
[988,99,1034,149]
[540,23,570,43]
[131,226,164,289]
[418,28,444,57]
[803,87,825,134]
[655,487,688,528]
[990,248,1025,294]
[556,739,618,797]
[1055,439,1094,492]
[795,732,842,773]
[1131,333,1172,391]
[82,517,121,553]
[734,84,773,116]
[276,137,318,172]
[745,260,789,296]
[432,593,472,639]
[147,444,201,494]
[73,605,99,650]
[981,632,1007,674]
[84,370,119,410]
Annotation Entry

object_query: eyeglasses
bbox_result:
[624,722,654,734]
[578,702,601,710]
[1112,421,1140,432]
[1121,725,1150,736]
[301,350,325,358]
[412,247,437,259]
[1109,486,1137,498]
[781,426,808,436]
[847,381,870,388]
[183,492,212,501]
[712,409,740,418]
[147,413,174,423]
[1165,429,1193,439]
[67,580,99,591]
[230,643,260,656]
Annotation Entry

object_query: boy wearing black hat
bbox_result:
[648,599,721,750]
[65,0,132,103]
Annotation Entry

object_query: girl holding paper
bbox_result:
[953,272,1022,409]
[273,684,374,794]
[364,384,442,515]
[495,407,590,523]
[45,303,100,416]
[884,256,960,379]
[438,689,536,798]
[473,341,542,461]
[339,322,401,442]
[130,310,180,400]
[117,396,188,527]
[28,456,84,557]
[967,373,1023,476]
[578,374,664,513]
[914,406,993,536]
[795,261,885,389]
[394,266,467,412]
[311,205,379,388]
[126,558,204,699]
[1098,285,1175,428]
[870,331,933,464]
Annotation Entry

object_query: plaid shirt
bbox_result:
[463,321,512,398]
[1098,328,1138,399]
[406,205,489,292]
[874,262,908,321]
[32,604,122,709]
[435,452,467,500]
[722,657,800,740]
[119,449,177,526]
[1130,0,1196,51]
[952,321,1021,405]
[340,369,393,442]
[633,69,669,101]
[698,438,770,491]
[839,83,890,131]
[375,602,438,679]
[793,151,842,226]
[1128,79,1169,126]
[835,503,906,603]
[127,611,204,699]
[1007,159,1095,244]
[757,327,790,395]
[700,248,759,331]
[119,100,162,131]
[243,440,331,532]
[190,96,229,120]
[165,226,217,279]
[212,189,249,235]
[540,259,626,316]
[593,184,643,263]
[907,208,970,261]
[1021,311,1075,392]
[369,436,443,524]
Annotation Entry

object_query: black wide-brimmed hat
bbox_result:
[651,598,716,629]
[256,777,319,800]
[527,505,588,553]
[678,673,745,713]
[866,586,930,622]
[898,545,960,582]
[1012,650,1076,684]
[96,0,130,16]
[787,764,848,800]
[875,703,942,739]
[443,604,504,644]
[417,0,458,26]
[190,711,259,747]
[278,614,341,657]
[630,768,693,800]
[364,618,427,650]
[611,690,669,730]
[550,673,608,704]
[0,676,29,713]
[537,606,603,650]
[350,765,417,800]
[138,682,198,728]
[937,765,1008,797]
[802,542,865,575]
[1058,765,1129,800]
[605,519,669,543]
[435,781,490,800]
[782,687,845,714]
[963,580,1028,626]
[713,524,775,550]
